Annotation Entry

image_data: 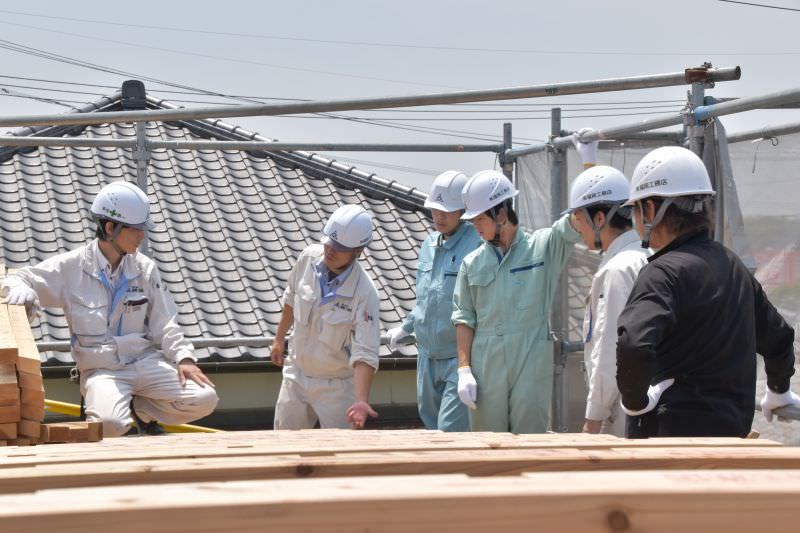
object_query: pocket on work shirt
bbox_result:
[318,306,353,352]
[69,295,109,339]
[121,294,149,335]
[509,257,545,309]
[292,284,315,326]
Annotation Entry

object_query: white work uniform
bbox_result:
[274,244,380,430]
[582,230,649,436]
[1,240,218,437]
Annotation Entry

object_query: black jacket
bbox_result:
[616,229,795,438]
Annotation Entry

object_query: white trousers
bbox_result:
[80,355,219,437]
[274,364,355,430]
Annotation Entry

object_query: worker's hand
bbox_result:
[346,400,378,429]
[386,326,411,352]
[270,340,285,367]
[177,358,215,389]
[621,378,674,416]
[583,419,603,434]
[760,388,800,422]
[457,366,478,410]
[2,285,40,320]
[571,127,599,167]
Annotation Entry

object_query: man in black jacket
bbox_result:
[616,146,799,438]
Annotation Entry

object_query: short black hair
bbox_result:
[586,204,632,231]
[640,196,713,235]
[485,200,518,225]
[95,218,114,240]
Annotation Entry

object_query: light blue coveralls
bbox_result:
[452,215,580,433]
[402,222,481,431]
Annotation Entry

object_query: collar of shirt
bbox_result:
[648,228,710,263]
[315,258,355,305]
[599,230,642,268]
[435,221,471,250]
[95,244,121,285]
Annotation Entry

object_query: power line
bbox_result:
[0,8,798,56]
[0,19,461,89]
[718,0,800,12]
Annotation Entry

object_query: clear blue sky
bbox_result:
[0,0,797,189]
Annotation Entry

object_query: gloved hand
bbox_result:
[2,284,40,320]
[571,127,600,167]
[760,388,800,422]
[386,326,411,352]
[457,366,477,410]
[621,378,674,416]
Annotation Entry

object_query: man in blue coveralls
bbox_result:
[387,170,481,431]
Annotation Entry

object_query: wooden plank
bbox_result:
[16,370,42,390]
[62,422,89,443]
[0,423,17,440]
[17,419,40,439]
[6,305,40,375]
[0,430,783,467]
[0,404,20,424]
[1,445,800,494]
[20,387,44,405]
[0,364,19,404]
[40,424,71,444]
[0,305,18,365]
[86,421,102,443]
[0,470,799,532]
[20,402,44,422]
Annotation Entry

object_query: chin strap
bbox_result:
[641,199,673,249]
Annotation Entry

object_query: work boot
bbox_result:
[129,399,166,436]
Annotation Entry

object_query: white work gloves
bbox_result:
[621,378,674,416]
[457,366,477,410]
[571,127,599,167]
[760,388,800,422]
[2,284,40,320]
[386,326,412,352]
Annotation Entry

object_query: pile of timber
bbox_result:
[0,429,799,532]
[0,265,101,445]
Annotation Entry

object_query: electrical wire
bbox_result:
[0,8,797,56]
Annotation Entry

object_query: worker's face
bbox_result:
[323,244,361,274]
[572,209,603,251]
[430,209,462,236]
[471,208,505,242]
[106,222,145,253]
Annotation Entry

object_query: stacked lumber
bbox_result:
[0,265,102,445]
[0,430,798,532]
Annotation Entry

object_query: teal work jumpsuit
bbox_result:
[402,222,482,431]
[452,215,580,433]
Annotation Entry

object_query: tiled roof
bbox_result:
[0,92,430,364]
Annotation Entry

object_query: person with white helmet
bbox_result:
[452,169,581,433]
[565,160,650,436]
[0,181,218,437]
[271,204,381,430]
[386,170,481,431]
[617,146,800,438]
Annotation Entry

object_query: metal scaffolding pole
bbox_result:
[0,136,503,152]
[134,122,150,256]
[0,67,740,128]
[688,82,706,156]
[725,121,800,143]
[506,85,800,160]
[549,108,570,433]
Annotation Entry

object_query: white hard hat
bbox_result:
[322,204,373,250]
[460,170,518,220]
[626,146,715,206]
[564,165,630,215]
[424,170,468,212]
[90,181,153,230]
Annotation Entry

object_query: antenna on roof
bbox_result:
[121,80,146,110]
